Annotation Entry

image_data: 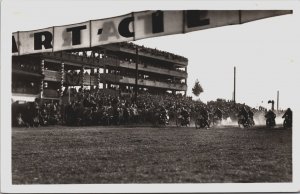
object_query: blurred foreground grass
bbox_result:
[12,125,292,184]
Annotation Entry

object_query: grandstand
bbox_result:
[12,42,188,102]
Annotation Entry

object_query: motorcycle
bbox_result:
[176,115,190,127]
[248,117,255,127]
[195,115,210,129]
[266,116,276,127]
[238,115,251,128]
[283,116,292,128]
[158,112,169,126]
[211,115,222,126]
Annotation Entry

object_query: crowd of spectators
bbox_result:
[119,55,186,72]
[119,42,188,62]
[67,42,188,63]
[12,99,61,127]
[12,87,265,127]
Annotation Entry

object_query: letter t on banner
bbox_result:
[53,21,90,52]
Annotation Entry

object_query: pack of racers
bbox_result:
[12,93,292,128]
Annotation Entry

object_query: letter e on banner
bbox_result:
[18,27,53,55]
[53,21,90,52]
[184,10,239,32]
[91,14,134,47]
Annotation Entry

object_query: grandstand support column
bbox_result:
[39,59,45,98]
[135,47,139,101]
[90,68,93,89]
[97,67,100,88]
[60,62,64,97]
[184,67,187,97]
[103,63,107,89]
[80,66,84,88]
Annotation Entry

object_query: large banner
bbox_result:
[12,10,292,56]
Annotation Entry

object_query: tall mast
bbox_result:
[233,66,236,103]
[277,90,279,111]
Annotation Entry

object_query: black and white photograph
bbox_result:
[1,0,300,193]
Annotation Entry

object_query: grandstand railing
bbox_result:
[44,70,98,86]
[100,74,187,91]
[12,87,39,94]
[42,52,102,67]
[44,70,62,82]
[43,88,59,98]
[43,70,186,90]
[119,47,188,66]
[83,74,97,86]
[119,61,187,78]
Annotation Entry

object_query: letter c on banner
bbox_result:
[118,17,134,38]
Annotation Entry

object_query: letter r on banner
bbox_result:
[18,27,53,55]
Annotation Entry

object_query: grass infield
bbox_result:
[12,125,292,184]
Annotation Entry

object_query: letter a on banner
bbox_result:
[91,13,134,47]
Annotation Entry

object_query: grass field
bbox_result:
[12,125,292,184]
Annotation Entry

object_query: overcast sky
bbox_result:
[3,0,300,109]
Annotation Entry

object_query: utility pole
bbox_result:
[277,90,279,111]
[233,66,236,103]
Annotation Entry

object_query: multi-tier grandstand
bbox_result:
[12,42,188,102]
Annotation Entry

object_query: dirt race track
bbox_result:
[12,125,292,184]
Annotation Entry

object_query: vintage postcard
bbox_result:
[1,0,300,193]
